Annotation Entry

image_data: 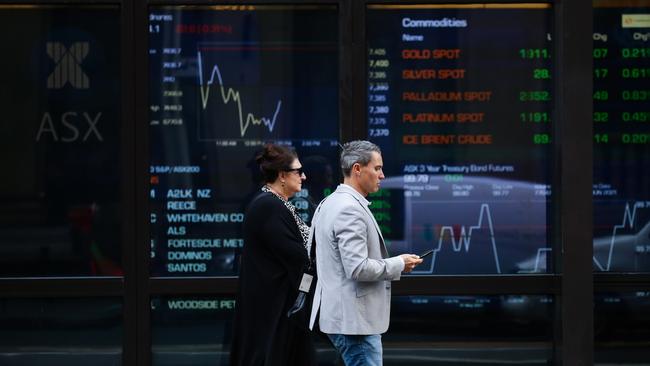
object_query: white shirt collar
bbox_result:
[337,184,370,206]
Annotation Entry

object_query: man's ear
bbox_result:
[352,163,361,176]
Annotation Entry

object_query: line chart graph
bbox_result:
[593,201,650,272]
[147,8,341,276]
[197,50,282,138]
[412,204,503,274]
[376,176,551,275]
[517,247,552,273]
[531,248,552,273]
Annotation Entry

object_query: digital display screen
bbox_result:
[366,4,554,274]
[0,6,122,277]
[148,5,339,276]
[595,291,650,364]
[593,0,650,272]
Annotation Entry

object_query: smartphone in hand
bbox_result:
[419,249,434,259]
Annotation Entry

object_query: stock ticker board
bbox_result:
[593,1,650,272]
[148,5,339,276]
[146,3,650,277]
[365,4,554,275]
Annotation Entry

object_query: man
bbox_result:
[309,140,422,365]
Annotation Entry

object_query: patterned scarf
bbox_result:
[262,185,310,252]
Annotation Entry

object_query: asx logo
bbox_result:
[37,41,104,142]
[46,42,89,89]
[36,111,103,142]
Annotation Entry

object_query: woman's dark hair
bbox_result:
[255,144,297,183]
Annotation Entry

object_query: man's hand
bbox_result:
[399,254,423,272]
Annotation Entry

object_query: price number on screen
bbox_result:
[520,91,551,102]
[621,68,650,79]
[369,59,389,68]
[520,112,550,123]
[519,48,550,59]
[369,128,390,137]
[594,133,609,144]
[369,106,389,114]
[368,48,386,56]
[533,68,551,79]
[594,68,608,78]
[593,90,609,101]
[593,112,608,122]
[533,133,551,144]
[622,133,650,144]
[622,90,649,101]
[621,48,650,58]
[621,112,649,122]
[593,48,608,59]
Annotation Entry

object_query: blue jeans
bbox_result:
[327,334,382,366]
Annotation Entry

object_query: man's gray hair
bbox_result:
[340,140,381,177]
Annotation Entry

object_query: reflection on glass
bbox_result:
[595,291,650,365]
[593,0,650,272]
[151,296,339,365]
[386,295,554,365]
[0,297,122,365]
[148,5,340,277]
[0,6,122,277]
[151,295,553,366]
[366,4,554,275]
[151,296,235,366]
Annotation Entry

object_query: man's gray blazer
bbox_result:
[309,184,404,335]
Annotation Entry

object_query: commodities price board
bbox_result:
[366,4,554,274]
[148,5,339,276]
[593,0,650,272]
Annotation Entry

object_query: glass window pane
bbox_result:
[148,5,340,277]
[595,291,650,364]
[385,295,554,365]
[0,5,122,277]
[151,296,235,365]
[0,297,123,365]
[152,295,554,365]
[366,4,555,275]
[152,296,334,365]
[593,0,650,273]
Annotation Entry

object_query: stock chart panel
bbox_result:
[593,0,650,272]
[148,5,339,277]
[366,4,554,275]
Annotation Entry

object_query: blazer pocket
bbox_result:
[355,282,371,298]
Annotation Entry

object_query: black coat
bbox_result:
[230,192,316,366]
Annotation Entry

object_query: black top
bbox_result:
[230,192,315,366]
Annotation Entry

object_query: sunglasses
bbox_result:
[284,167,305,176]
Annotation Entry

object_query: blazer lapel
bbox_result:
[338,188,389,257]
[360,203,390,258]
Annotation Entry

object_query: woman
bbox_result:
[230,144,315,366]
